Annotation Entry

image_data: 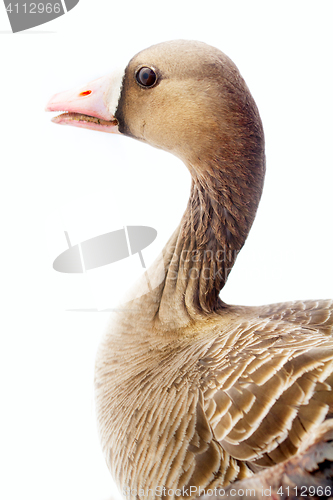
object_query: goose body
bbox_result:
[46,41,333,498]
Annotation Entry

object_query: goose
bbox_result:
[46,40,333,498]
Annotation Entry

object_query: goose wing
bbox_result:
[199,300,333,471]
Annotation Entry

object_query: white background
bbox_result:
[1,1,332,499]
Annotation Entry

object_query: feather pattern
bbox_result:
[96,300,333,498]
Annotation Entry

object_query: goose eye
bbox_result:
[136,67,157,88]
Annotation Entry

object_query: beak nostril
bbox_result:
[79,90,92,97]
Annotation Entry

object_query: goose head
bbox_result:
[46,40,266,311]
[47,40,264,178]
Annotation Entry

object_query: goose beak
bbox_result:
[45,74,121,134]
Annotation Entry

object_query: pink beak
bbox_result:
[46,74,120,134]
